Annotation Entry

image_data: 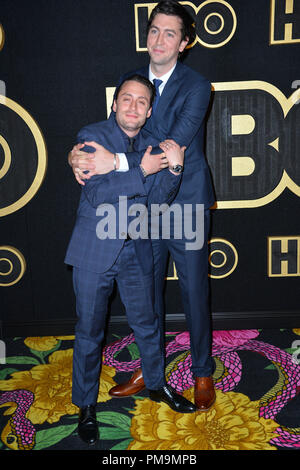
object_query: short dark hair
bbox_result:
[147,0,196,46]
[115,74,156,107]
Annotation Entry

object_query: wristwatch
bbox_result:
[139,164,148,177]
[171,164,183,173]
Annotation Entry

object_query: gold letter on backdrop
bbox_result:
[208,238,238,278]
[270,0,300,44]
[134,1,237,50]
[207,81,300,208]
[0,22,46,287]
[0,246,26,287]
[0,96,47,217]
[268,236,300,277]
[0,23,47,218]
[0,23,4,51]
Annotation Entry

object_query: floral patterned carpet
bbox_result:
[0,328,300,451]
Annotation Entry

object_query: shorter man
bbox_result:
[65,75,196,446]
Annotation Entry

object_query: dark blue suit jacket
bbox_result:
[65,116,182,274]
[117,61,215,209]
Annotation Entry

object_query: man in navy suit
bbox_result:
[69,1,216,412]
[65,74,196,445]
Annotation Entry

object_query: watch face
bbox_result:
[173,164,183,173]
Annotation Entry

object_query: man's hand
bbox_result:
[69,143,96,186]
[84,141,116,175]
[68,141,116,185]
[159,139,186,174]
[140,146,168,176]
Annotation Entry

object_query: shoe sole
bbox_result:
[195,397,216,412]
[150,396,196,413]
[109,387,146,398]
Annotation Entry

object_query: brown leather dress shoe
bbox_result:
[109,368,145,397]
[194,376,216,411]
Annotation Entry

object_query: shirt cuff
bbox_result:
[116,153,129,171]
[138,165,147,183]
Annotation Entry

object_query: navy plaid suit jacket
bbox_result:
[65,115,181,274]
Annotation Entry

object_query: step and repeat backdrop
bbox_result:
[0,0,300,335]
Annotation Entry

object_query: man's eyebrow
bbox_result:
[150,25,177,34]
[120,92,149,101]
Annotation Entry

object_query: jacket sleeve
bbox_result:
[148,169,182,207]
[164,79,211,147]
[82,168,148,208]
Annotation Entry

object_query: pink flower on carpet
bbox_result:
[213,330,260,347]
[175,332,190,346]
[174,330,260,349]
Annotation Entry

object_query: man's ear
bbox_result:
[112,99,117,112]
[147,107,152,118]
[179,37,189,53]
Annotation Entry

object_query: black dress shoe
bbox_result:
[78,405,99,445]
[148,385,196,413]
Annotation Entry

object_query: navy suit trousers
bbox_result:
[72,240,165,408]
[151,209,214,378]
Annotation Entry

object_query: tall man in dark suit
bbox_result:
[69,1,216,412]
[65,75,196,446]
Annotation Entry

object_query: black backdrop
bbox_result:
[1,0,300,337]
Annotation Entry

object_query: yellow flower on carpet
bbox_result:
[293,329,300,336]
[24,336,74,351]
[128,389,279,450]
[0,349,116,424]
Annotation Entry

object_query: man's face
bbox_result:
[113,80,152,136]
[147,13,189,72]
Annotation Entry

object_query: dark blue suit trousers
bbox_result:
[72,240,165,408]
[151,209,213,377]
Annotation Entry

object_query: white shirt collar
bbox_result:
[148,63,177,94]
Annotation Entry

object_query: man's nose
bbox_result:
[155,32,164,45]
[129,99,137,110]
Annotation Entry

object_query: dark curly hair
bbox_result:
[147,0,196,46]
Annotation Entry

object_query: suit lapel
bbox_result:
[98,116,128,153]
[135,63,184,112]
[155,62,184,114]
[143,62,185,132]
